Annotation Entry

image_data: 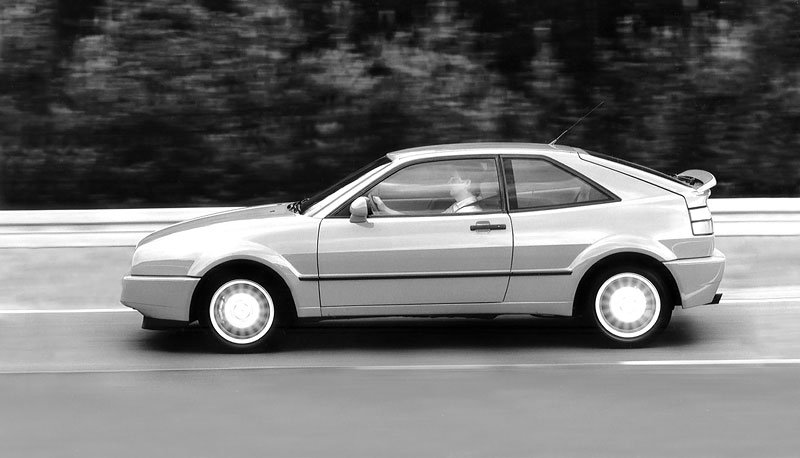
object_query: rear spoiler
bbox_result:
[677,169,717,193]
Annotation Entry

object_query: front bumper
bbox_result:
[120,275,200,322]
[664,249,726,308]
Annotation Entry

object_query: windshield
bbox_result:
[584,150,691,188]
[292,156,392,214]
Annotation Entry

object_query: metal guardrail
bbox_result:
[708,198,800,237]
[0,198,798,248]
[0,207,239,248]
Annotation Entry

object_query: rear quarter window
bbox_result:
[503,157,612,210]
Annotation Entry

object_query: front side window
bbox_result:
[504,157,610,211]
[365,158,502,216]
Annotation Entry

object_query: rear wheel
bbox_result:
[204,275,285,351]
[587,266,673,347]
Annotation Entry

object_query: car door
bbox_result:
[501,155,617,311]
[317,157,512,308]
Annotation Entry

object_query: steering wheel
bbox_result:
[366,194,379,213]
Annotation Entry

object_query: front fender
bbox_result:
[188,240,321,317]
[189,240,299,279]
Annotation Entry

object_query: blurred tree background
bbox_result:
[1,0,798,209]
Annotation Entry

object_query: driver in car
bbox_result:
[371,170,482,215]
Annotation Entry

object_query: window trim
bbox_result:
[328,155,507,219]
[584,150,691,188]
[501,155,619,213]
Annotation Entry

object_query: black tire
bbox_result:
[202,273,288,352]
[585,265,673,347]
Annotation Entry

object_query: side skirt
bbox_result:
[319,301,573,318]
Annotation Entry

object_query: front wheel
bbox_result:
[205,276,284,351]
[587,267,673,347]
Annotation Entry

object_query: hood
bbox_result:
[138,203,293,247]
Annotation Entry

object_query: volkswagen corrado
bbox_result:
[121,143,725,351]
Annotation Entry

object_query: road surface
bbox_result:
[2,299,800,457]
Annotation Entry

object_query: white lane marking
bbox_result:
[4,359,800,375]
[0,308,135,315]
[621,359,800,366]
[355,363,604,371]
[722,298,800,304]
[358,359,800,370]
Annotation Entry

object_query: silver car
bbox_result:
[121,143,725,351]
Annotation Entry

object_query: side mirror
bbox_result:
[349,196,369,223]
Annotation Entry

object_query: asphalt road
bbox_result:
[2,300,800,457]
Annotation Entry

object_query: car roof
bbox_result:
[385,142,580,162]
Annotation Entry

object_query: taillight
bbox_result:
[689,206,713,235]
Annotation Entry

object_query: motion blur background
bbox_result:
[3,5,800,455]
[1,0,798,209]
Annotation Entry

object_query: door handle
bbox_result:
[470,221,507,231]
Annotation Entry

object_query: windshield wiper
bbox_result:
[287,197,309,214]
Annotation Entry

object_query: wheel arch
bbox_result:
[571,252,681,318]
[189,259,297,324]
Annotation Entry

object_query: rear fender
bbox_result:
[570,235,675,276]
[569,237,682,313]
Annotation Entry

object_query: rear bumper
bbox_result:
[120,275,199,321]
[664,249,726,308]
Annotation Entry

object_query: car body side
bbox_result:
[121,144,724,325]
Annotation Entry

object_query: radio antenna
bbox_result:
[548,101,605,147]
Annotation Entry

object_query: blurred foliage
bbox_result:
[1,0,798,208]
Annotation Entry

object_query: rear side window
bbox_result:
[503,158,611,211]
